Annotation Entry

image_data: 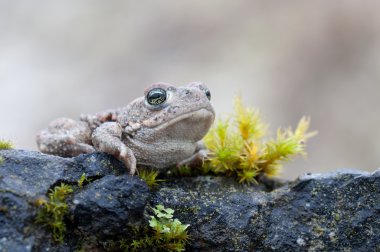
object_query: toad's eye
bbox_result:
[146,88,167,105]
[205,89,211,100]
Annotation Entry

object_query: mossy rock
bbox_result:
[1,150,379,251]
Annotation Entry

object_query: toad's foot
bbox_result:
[36,118,95,157]
[92,122,136,175]
[177,141,208,168]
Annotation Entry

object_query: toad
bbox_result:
[36,82,215,175]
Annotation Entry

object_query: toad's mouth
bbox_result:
[143,108,215,141]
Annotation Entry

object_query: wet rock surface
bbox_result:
[0,149,379,251]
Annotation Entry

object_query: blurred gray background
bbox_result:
[1,1,379,179]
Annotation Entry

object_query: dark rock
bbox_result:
[151,170,380,251]
[72,174,149,239]
[0,150,149,251]
[1,149,380,251]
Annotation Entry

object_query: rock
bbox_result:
[72,174,149,239]
[0,150,149,251]
[151,170,380,251]
[1,149,379,251]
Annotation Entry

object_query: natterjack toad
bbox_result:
[36,82,215,174]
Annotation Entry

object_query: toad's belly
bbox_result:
[124,138,196,169]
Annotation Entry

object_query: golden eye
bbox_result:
[147,88,167,106]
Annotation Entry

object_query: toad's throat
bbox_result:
[139,108,214,142]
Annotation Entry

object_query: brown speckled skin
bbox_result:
[36,82,215,174]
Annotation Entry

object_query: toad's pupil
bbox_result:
[147,88,167,105]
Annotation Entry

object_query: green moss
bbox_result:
[77,173,92,188]
[138,168,165,189]
[35,183,73,243]
[203,97,317,183]
[171,165,193,177]
[0,206,8,213]
[0,156,3,165]
[120,204,190,251]
[0,140,13,150]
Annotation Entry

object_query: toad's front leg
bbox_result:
[92,122,136,175]
[177,141,208,168]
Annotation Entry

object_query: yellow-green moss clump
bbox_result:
[35,183,73,243]
[120,204,190,251]
[138,169,165,189]
[0,139,13,165]
[0,139,13,150]
[203,97,317,184]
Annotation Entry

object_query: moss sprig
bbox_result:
[35,183,73,243]
[77,173,92,188]
[0,139,13,150]
[203,97,316,184]
[138,169,165,189]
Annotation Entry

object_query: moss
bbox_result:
[77,173,92,188]
[203,97,317,184]
[120,204,190,251]
[171,165,193,177]
[138,168,165,189]
[35,183,73,243]
[181,206,201,215]
[0,156,3,165]
[0,206,8,213]
[0,139,13,150]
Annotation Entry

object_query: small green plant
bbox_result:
[170,164,211,177]
[0,139,13,150]
[149,205,190,245]
[77,173,92,188]
[203,97,316,184]
[171,165,193,177]
[120,204,190,252]
[35,183,73,243]
[0,156,3,165]
[138,169,165,189]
